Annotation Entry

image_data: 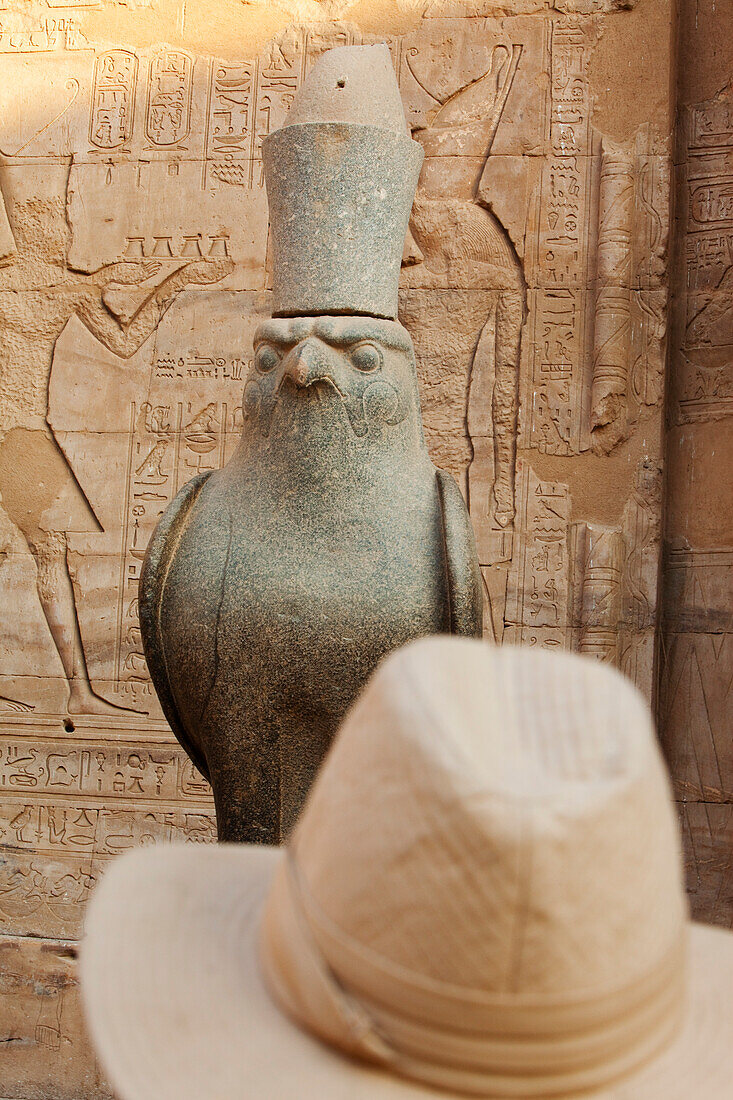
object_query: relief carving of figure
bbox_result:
[0,246,232,718]
[401,38,526,556]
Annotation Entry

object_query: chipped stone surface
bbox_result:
[0,934,113,1100]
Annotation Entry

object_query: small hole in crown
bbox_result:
[336,78,346,88]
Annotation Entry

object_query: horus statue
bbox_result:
[139,44,483,843]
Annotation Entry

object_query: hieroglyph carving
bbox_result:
[674,93,733,425]
[0,715,213,940]
[504,463,572,654]
[503,459,661,694]
[524,19,595,458]
[522,23,669,459]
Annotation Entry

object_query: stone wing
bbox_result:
[139,471,213,780]
[436,469,484,638]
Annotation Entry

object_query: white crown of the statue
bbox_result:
[263,45,423,321]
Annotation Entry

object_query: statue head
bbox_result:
[238,44,427,464]
[243,314,424,446]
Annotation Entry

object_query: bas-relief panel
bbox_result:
[397,15,667,684]
[0,7,671,1094]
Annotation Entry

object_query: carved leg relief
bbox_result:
[28,529,132,716]
[492,290,523,528]
[0,515,31,710]
[481,564,509,645]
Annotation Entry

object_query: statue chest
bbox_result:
[157,476,450,703]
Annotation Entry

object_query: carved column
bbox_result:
[590,141,635,454]
[571,523,624,663]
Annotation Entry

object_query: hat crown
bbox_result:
[291,639,686,1002]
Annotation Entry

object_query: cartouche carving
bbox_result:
[89,51,138,150]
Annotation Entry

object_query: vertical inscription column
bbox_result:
[527,18,593,457]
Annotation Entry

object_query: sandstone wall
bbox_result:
[0,1,716,1096]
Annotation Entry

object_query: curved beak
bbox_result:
[280,337,339,390]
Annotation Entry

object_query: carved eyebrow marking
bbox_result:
[253,318,414,354]
[253,319,314,347]
[313,319,413,352]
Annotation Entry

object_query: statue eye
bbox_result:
[350,342,382,373]
[254,344,281,373]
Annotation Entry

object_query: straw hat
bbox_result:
[81,638,733,1099]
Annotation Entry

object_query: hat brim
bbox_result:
[81,844,733,1100]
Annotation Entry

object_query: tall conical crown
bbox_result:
[263,45,423,320]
